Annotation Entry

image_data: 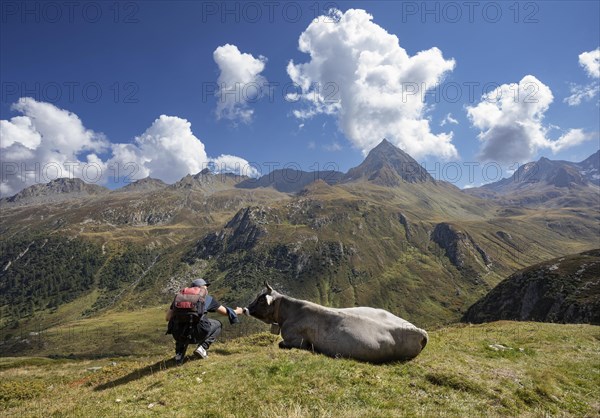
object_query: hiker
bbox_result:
[166,278,244,363]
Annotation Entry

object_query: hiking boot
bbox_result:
[194,345,208,359]
[175,353,184,364]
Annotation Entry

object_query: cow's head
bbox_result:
[245,282,281,324]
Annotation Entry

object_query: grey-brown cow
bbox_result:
[244,283,428,363]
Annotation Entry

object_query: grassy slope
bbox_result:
[0,321,598,417]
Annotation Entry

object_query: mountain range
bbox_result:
[1,140,598,341]
[465,151,600,206]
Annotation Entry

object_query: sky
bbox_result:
[1,1,599,196]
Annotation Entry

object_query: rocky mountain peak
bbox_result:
[2,177,109,205]
[580,150,599,169]
[344,139,434,186]
[517,156,585,187]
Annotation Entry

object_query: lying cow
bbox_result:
[244,283,428,363]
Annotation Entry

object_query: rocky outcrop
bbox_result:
[431,223,491,270]
[463,249,600,324]
[188,207,273,259]
[398,212,412,240]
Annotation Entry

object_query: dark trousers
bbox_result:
[175,318,222,355]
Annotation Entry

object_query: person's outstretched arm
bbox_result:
[216,305,244,316]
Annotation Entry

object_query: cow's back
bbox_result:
[313,306,428,362]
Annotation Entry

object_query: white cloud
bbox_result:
[440,113,459,127]
[1,99,255,196]
[108,115,258,182]
[210,154,259,177]
[467,75,592,163]
[564,48,600,106]
[579,47,600,79]
[564,82,599,106]
[286,8,458,159]
[110,115,209,183]
[213,44,267,124]
[547,129,590,153]
[0,97,108,196]
[0,116,41,149]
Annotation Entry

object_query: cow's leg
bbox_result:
[279,337,312,351]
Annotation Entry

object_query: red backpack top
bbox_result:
[173,287,208,321]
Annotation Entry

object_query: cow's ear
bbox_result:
[265,295,274,306]
[265,281,273,294]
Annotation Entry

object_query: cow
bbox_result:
[244,283,428,363]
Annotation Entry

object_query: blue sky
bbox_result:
[1,1,599,194]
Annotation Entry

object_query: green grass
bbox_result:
[1,321,598,417]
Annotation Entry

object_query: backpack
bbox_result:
[167,287,211,342]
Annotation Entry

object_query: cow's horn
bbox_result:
[264,281,273,293]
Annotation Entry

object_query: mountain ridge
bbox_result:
[3,143,598,203]
[463,249,600,324]
[0,141,598,332]
[0,177,109,206]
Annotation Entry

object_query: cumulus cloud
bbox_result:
[564,48,599,106]
[579,48,600,79]
[286,8,458,159]
[1,99,255,196]
[0,97,108,196]
[467,75,592,163]
[213,44,267,123]
[110,115,209,183]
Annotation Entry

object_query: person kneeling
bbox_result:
[166,278,243,364]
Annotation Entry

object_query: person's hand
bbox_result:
[234,307,244,315]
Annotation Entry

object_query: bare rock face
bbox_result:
[398,212,412,240]
[188,207,272,259]
[463,249,600,325]
[431,222,491,270]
